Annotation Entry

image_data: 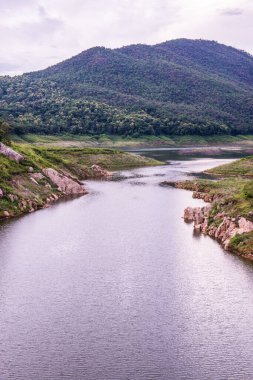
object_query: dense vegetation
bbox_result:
[0,120,10,142]
[1,39,253,136]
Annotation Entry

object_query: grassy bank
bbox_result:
[0,143,162,218]
[11,134,253,148]
[175,156,253,258]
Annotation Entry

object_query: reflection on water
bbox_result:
[0,150,253,380]
[130,146,253,162]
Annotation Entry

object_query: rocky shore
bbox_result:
[184,203,253,260]
[161,175,253,260]
[0,143,112,219]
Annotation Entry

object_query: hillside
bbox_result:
[0,143,161,218]
[1,39,253,136]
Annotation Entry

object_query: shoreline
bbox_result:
[161,178,253,261]
[12,133,253,150]
[0,143,162,221]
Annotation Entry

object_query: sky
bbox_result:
[0,0,253,75]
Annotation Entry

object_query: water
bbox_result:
[0,151,253,380]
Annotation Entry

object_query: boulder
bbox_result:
[184,207,195,221]
[42,168,87,195]
[90,164,112,178]
[0,142,24,162]
[30,173,45,180]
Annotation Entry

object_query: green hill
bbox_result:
[1,39,253,136]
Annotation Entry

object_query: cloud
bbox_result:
[0,0,253,75]
[220,8,244,16]
[0,62,21,73]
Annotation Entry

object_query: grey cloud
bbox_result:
[0,0,33,11]
[9,6,64,42]
[220,8,244,16]
[0,0,253,76]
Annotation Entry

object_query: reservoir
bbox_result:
[0,150,253,379]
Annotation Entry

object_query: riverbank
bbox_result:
[12,133,253,149]
[161,156,253,260]
[0,143,161,219]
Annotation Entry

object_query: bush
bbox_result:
[0,119,10,142]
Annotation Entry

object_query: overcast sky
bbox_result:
[1,0,253,75]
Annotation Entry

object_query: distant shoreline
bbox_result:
[11,133,253,150]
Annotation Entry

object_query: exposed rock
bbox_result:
[42,168,86,195]
[184,206,211,225]
[30,177,39,185]
[8,194,18,202]
[184,207,195,221]
[51,193,59,201]
[90,164,112,178]
[0,142,24,162]
[30,173,45,180]
[28,167,34,173]
[3,211,10,217]
[184,206,253,253]
[192,191,213,203]
[19,200,27,210]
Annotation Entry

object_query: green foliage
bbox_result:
[241,182,253,200]
[0,119,10,142]
[189,157,253,219]
[1,39,253,136]
[229,232,253,256]
[208,156,253,177]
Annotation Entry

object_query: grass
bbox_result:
[11,133,253,148]
[207,156,253,177]
[179,156,253,257]
[229,232,253,256]
[0,142,162,217]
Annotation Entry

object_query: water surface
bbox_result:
[0,152,253,380]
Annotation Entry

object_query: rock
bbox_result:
[30,173,45,180]
[28,167,34,173]
[238,217,253,232]
[3,211,10,217]
[30,177,39,185]
[185,204,253,253]
[90,164,112,178]
[184,207,195,221]
[0,142,24,162]
[19,200,27,210]
[202,218,209,234]
[42,168,87,195]
[184,206,211,229]
[0,188,3,198]
[192,191,213,203]
[8,194,18,202]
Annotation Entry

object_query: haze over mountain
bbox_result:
[1,38,253,136]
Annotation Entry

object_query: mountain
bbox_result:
[1,38,253,136]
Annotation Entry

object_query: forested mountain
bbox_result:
[1,39,253,136]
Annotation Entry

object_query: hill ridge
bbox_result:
[1,38,253,137]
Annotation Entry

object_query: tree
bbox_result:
[0,119,10,142]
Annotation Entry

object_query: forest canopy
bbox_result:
[1,39,253,136]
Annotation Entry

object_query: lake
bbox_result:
[0,149,253,380]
